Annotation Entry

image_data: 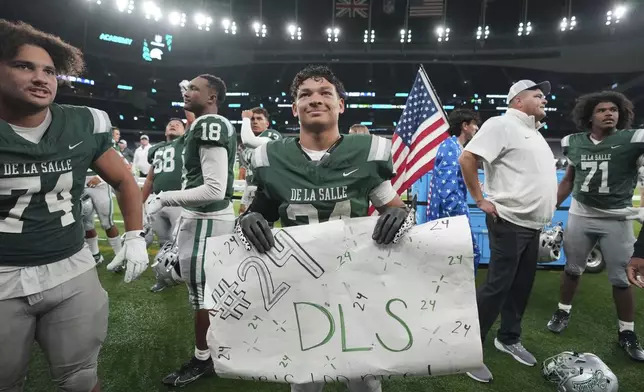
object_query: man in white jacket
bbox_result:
[459,80,558,383]
[132,134,152,177]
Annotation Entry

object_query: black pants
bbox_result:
[477,214,540,345]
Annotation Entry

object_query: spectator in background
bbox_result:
[459,80,557,383]
[111,126,120,149]
[428,109,481,274]
[349,123,370,134]
[118,139,134,162]
[133,134,152,177]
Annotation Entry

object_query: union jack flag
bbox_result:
[391,67,449,198]
[335,0,370,18]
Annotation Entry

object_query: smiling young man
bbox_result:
[143,74,237,387]
[459,80,558,382]
[236,65,413,392]
[0,20,146,392]
[546,91,644,362]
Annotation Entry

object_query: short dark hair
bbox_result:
[290,65,347,100]
[0,19,84,76]
[251,107,270,121]
[198,74,227,106]
[448,109,480,137]
[571,91,634,131]
[167,117,185,128]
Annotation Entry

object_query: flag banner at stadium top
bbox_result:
[204,215,482,383]
[391,66,449,196]
[409,0,444,17]
[335,0,370,18]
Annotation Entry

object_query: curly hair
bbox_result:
[0,19,84,76]
[571,91,634,131]
[448,109,480,137]
[290,65,347,100]
[198,74,227,107]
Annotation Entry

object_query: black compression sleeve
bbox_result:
[246,187,281,223]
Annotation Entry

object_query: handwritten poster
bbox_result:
[203,215,483,384]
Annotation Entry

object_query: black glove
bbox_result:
[372,207,410,244]
[237,212,275,253]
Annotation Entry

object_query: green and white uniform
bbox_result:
[173,114,237,309]
[251,134,395,392]
[146,136,185,244]
[252,134,397,225]
[561,129,644,286]
[0,104,113,391]
[239,129,283,207]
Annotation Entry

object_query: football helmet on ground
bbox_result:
[542,351,618,392]
[538,222,564,263]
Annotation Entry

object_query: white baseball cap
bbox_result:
[506,80,551,104]
[140,134,149,140]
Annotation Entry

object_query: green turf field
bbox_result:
[23,201,644,392]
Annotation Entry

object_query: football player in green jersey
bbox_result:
[142,118,186,292]
[237,65,413,392]
[145,74,237,387]
[0,20,147,392]
[547,91,644,361]
[239,107,283,214]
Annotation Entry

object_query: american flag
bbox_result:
[391,67,449,197]
[409,0,444,17]
[335,0,370,18]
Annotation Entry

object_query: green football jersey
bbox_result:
[147,136,185,194]
[240,129,283,185]
[562,129,644,209]
[183,114,237,213]
[252,134,394,226]
[0,104,113,267]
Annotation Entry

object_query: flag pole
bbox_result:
[419,64,449,119]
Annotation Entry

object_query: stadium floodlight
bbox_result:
[400,29,411,43]
[517,21,532,36]
[326,27,340,42]
[253,21,267,37]
[363,29,375,43]
[195,13,213,31]
[116,0,134,13]
[142,1,162,21]
[169,11,186,27]
[476,25,490,40]
[287,24,302,40]
[88,0,102,4]
[222,19,237,35]
[606,5,627,25]
[436,26,450,42]
[560,16,576,31]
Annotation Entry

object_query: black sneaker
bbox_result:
[618,330,644,362]
[150,281,167,293]
[162,356,215,387]
[547,309,570,333]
